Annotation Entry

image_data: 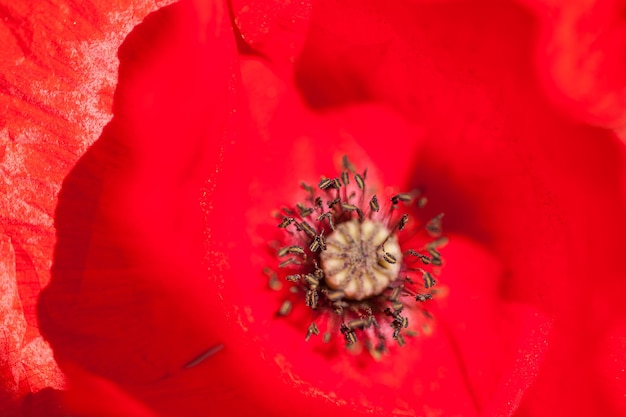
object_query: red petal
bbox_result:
[20,1,626,417]
[596,319,626,416]
[1,0,178,413]
[525,0,626,129]
[288,1,626,414]
[0,235,65,417]
[230,0,312,75]
[192,57,548,417]
[432,236,552,417]
[38,0,242,414]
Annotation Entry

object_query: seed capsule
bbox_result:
[320,219,402,300]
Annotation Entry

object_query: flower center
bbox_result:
[267,156,445,353]
[321,219,402,300]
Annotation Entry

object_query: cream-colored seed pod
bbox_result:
[320,219,402,300]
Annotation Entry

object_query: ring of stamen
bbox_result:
[320,219,402,301]
[269,156,444,352]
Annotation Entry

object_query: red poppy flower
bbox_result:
[1,1,626,417]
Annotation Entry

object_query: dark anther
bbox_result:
[355,173,365,190]
[426,236,449,249]
[305,322,320,341]
[278,258,299,268]
[304,273,320,287]
[309,237,321,253]
[327,197,341,208]
[297,203,314,217]
[340,323,357,345]
[326,290,345,301]
[342,155,356,173]
[301,182,314,193]
[319,178,334,190]
[426,213,444,236]
[408,249,432,265]
[317,212,335,230]
[309,231,326,253]
[313,264,325,280]
[298,221,317,238]
[268,275,282,291]
[391,193,413,205]
[285,274,301,282]
[415,294,433,302]
[278,246,305,257]
[278,300,292,316]
[278,217,294,228]
[341,171,350,186]
[347,318,367,330]
[398,214,409,230]
[341,203,359,211]
[306,288,319,309]
[369,195,380,212]
[318,230,327,250]
[389,286,402,301]
[431,257,443,266]
[422,271,436,289]
[382,251,397,264]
